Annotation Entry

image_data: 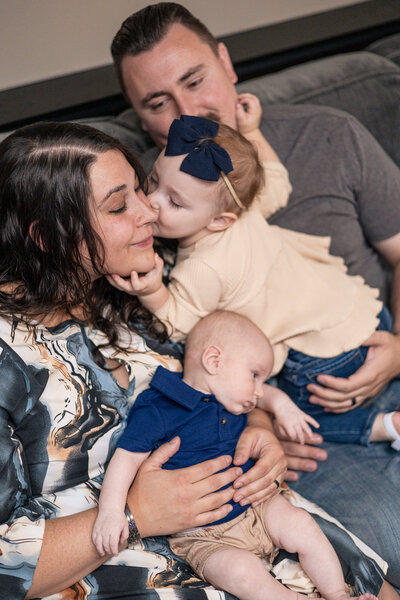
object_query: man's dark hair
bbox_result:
[111,2,218,98]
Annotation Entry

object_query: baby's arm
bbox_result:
[258,384,319,445]
[236,93,281,163]
[106,253,170,313]
[92,448,150,556]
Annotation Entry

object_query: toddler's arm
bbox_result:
[236,93,281,163]
[236,93,292,218]
[92,448,150,556]
[106,253,170,313]
[258,384,319,445]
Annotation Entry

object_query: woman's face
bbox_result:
[89,150,157,278]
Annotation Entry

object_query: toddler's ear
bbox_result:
[207,212,237,232]
[202,345,222,374]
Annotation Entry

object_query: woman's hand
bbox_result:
[128,437,243,536]
[231,409,287,507]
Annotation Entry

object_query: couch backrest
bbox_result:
[238,50,400,166]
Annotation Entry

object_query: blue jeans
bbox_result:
[278,307,392,445]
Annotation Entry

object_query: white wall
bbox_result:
[0,0,366,92]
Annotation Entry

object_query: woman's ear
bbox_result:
[207,212,238,233]
[29,221,46,251]
[202,344,222,374]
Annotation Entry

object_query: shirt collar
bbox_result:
[151,366,214,410]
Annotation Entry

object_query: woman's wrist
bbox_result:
[124,503,142,548]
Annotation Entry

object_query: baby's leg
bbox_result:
[203,547,309,600]
[263,495,377,600]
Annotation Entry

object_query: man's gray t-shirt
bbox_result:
[260,104,400,303]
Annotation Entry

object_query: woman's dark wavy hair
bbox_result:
[0,121,167,348]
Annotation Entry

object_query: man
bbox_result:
[111,3,400,586]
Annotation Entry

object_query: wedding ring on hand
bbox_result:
[274,479,280,489]
[351,398,357,406]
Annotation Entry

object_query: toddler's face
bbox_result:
[212,336,273,415]
[147,151,220,247]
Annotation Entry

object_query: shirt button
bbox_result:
[203,397,210,402]
[221,418,227,425]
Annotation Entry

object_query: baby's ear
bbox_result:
[202,345,222,374]
[207,212,238,232]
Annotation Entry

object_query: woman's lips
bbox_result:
[133,235,153,247]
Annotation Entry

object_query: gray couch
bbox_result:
[77,32,400,168]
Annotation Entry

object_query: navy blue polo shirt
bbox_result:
[117,366,255,525]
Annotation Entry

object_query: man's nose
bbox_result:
[175,94,196,117]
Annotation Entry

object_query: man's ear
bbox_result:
[202,344,222,374]
[217,42,238,84]
[207,212,238,233]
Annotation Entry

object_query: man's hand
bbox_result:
[279,434,328,482]
[106,253,164,297]
[307,331,400,410]
[232,410,287,507]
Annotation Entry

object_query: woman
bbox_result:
[0,122,394,600]
[0,121,285,600]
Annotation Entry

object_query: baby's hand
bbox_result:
[274,403,319,445]
[92,509,128,556]
[107,253,164,298]
[236,93,262,135]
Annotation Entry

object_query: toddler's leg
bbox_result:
[202,547,308,600]
[369,412,400,449]
[263,495,377,600]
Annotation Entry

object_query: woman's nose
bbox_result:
[137,191,158,224]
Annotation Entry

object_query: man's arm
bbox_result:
[307,232,400,408]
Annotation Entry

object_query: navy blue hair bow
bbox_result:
[165,115,233,182]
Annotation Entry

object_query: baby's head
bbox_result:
[183,311,273,415]
[148,115,265,247]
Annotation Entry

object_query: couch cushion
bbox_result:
[367,32,400,67]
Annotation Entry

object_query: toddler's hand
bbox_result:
[92,509,128,556]
[236,93,262,134]
[274,403,320,445]
[107,253,164,297]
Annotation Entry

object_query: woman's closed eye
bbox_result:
[109,203,127,214]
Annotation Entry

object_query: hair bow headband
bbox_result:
[165,115,244,209]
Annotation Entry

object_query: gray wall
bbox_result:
[0,0,365,92]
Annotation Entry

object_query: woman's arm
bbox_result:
[26,438,240,599]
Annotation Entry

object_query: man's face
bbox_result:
[121,23,239,148]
